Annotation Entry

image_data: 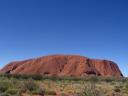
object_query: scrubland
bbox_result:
[0,74,128,96]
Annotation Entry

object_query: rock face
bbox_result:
[0,55,123,77]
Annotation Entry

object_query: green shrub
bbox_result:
[31,88,44,95]
[104,77,115,82]
[45,90,56,95]
[0,85,8,93]
[0,81,11,93]
[125,82,128,90]
[31,75,43,80]
[6,89,18,95]
[0,93,10,96]
[89,76,99,83]
[83,90,93,96]
[114,88,121,93]
[22,80,39,91]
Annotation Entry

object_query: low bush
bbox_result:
[22,80,39,92]
[114,88,121,93]
[0,81,11,93]
[44,90,56,95]
[6,89,18,95]
[125,82,128,90]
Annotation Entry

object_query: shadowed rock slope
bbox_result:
[0,55,123,77]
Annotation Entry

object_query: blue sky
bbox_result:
[0,0,128,76]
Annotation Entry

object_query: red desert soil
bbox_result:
[0,55,123,77]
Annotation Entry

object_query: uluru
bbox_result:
[0,55,123,77]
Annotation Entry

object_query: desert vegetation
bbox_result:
[0,74,128,96]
